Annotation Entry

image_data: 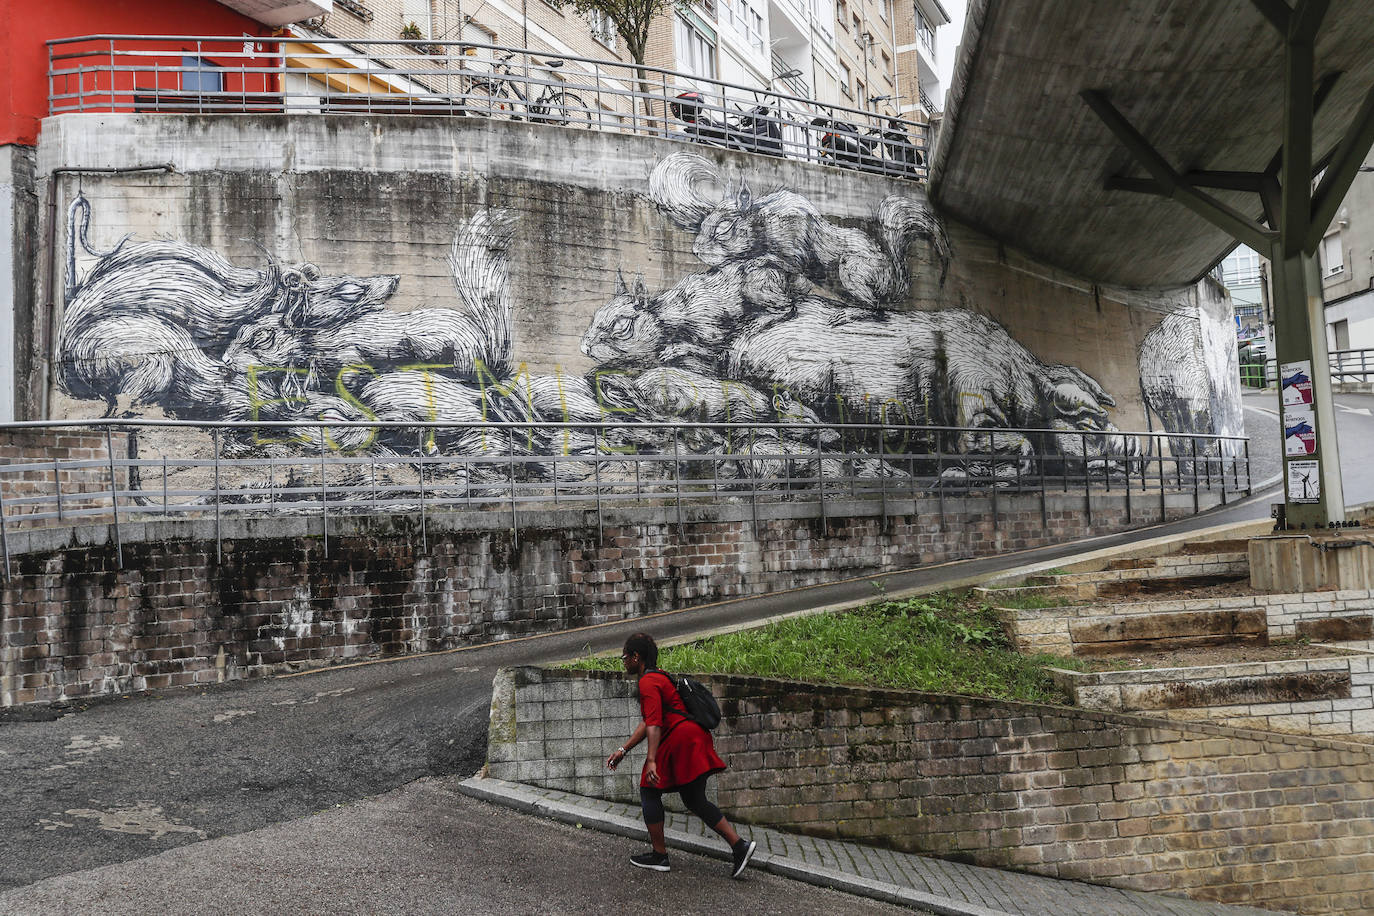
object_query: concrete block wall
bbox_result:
[1000,590,1374,656]
[1053,655,1374,740]
[0,489,1221,707]
[490,666,1374,915]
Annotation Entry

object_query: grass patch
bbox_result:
[563,592,1072,704]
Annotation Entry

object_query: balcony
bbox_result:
[46,35,931,182]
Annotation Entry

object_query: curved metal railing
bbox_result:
[0,418,1251,577]
[45,35,930,181]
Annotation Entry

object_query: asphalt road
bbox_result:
[0,392,1369,898]
[0,778,913,916]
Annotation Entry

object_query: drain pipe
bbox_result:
[40,164,175,419]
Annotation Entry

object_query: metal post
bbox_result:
[509,431,519,547]
[878,423,888,530]
[594,426,604,545]
[1157,434,1167,522]
[1038,431,1048,530]
[106,426,123,569]
[319,433,329,557]
[0,472,10,582]
[1245,437,1253,496]
[1191,436,1199,515]
[54,457,65,521]
[936,433,945,531]
[1081,431,1091,529]
[817,427,827,529]
[417,432,428,553]
[673,427,684,536]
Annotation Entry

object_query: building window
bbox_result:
[402,0,433,35]
[181,56,223,93]
[916,6,935,51]
[1322,231,1344,277]
[855,79,865,108]
[1333,318,1351,351]
[588,10,617,48]
[676,16,717,79]
[881,51,892,84]
[836,0,848,28]
[721,0,765,54]
[879,0,891,21]
[839,62,852,98]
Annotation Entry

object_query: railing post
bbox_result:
[54,457,65,521]
[417,431,428,553]
[936,431,945,531]
[213,429,222,563]
[1081,431,1091,530]
[0,469,10,582]
[106,426,123,570]
[878,422,888,531]
[816,426,827,529]
[593,426,604,545]
[1038,431,1047,531]
[673,426,684,536]
[1157,434,1167,522]
[318,432,329,557]
[1244,437,1252,496]
[1191,437,1200,514]
[509,429,519,548]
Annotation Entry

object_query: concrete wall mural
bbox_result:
[56,151,1240,496]
[1139,285,1245,460]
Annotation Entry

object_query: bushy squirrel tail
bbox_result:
[878,196,952,286]
[448,209,518,378]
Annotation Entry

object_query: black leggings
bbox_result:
[640,773,723,827]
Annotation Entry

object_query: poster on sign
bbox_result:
[1287,459,1321,503]
[1284,404,1317,456]
[1281,359,1314,406]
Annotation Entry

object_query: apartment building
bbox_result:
[289,0,925,118]
[893,0,950,120]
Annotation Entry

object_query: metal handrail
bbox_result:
[45,34,929,182]
[1254,347,1374,385]
[0,418,1251,579]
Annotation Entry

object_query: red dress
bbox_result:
[637,671,726,789]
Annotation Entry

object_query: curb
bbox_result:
[456,775,1012,916]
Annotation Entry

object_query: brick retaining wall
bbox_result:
[0,429,130,526]
[0,489,1217,706]
[490,666,1374,915]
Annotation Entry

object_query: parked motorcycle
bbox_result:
[810,115,925,177]
[670,91,785,157]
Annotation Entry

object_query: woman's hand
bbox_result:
[645,759,661,785]
[606,748,625,771]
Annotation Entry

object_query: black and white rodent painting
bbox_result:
[55,152,1238,492]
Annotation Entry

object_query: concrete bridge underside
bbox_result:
[930,0,1374,288]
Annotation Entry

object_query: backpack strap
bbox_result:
[642,668,691,724]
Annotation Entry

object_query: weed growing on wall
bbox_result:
[565,591,1074,703]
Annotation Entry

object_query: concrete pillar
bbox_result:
[1271,245,1345,526]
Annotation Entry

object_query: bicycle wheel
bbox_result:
[532,91,592,126]
[464,80,512,118]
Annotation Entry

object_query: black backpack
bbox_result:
[649,669,722,730]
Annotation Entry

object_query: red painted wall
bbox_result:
[2,0,276,146]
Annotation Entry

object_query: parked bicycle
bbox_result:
[463,53,592,126]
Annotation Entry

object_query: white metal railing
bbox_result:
[46,35,930,181]
[1247,347,1374,387]
[0,418,1251,578]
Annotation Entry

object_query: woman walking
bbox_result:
[606,632,756,877]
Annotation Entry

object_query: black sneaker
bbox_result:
[730,838,756,878]
[630,850,671,872]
